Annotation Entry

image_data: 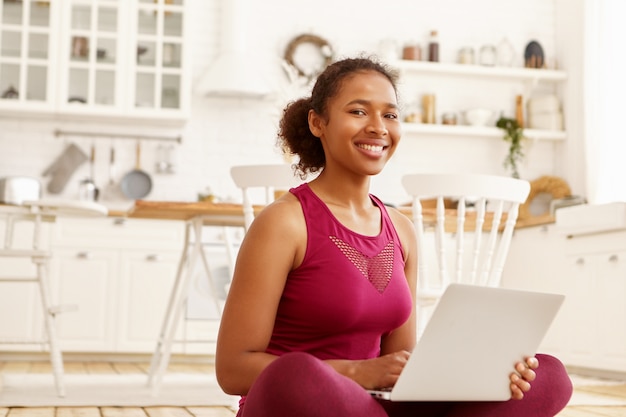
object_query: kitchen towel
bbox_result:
[42,143,88,194]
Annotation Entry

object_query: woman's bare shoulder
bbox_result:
[386,205,413,233]
[248,191,304,232]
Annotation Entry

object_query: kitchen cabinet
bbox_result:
[1,213,230,355]
[502,226,626,373]
[393,60,567,142]
[0,218,52,351]
[0,0,190,126]
[559,232,626,372]
[49,216,187,353]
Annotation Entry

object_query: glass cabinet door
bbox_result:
[0,0,53,107]
[63,0,120,108]
[134,0,184,111]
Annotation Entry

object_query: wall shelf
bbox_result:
[401,123,566,141]
[392,60,568,83]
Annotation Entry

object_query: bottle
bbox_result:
[422,94,436,124]
[428,30,439,62]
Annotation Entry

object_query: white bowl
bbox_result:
[464,109,493,126]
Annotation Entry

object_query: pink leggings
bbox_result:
[238,351,573,417]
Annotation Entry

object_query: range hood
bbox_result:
[197,0,270,98]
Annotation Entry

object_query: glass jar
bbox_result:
[442,112,457,125]
[402,43,422,61]
[458,47,475,65]
[479,45,497,66]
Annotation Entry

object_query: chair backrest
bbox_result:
[230,164,300,232]
[401,173,530,292]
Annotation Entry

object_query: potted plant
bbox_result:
[496,116,525,179]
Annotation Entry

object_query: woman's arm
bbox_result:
[215,194,306,396]
[381,207,417,356]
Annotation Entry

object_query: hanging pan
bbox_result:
[120,141,152,200]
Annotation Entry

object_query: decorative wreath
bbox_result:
[284,33,334,79]
[519,175,571,219]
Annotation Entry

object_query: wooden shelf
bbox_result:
[401,123,566,141]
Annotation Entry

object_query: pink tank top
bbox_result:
[266,183,412,360]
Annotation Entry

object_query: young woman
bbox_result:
[216,57,573,417]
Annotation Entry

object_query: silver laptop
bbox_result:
[369,284,564,401]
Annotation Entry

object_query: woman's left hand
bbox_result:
[509,356,539,400]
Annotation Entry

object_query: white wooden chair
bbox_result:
[401,173,530,336]
[230,163,301,232]
[0,199,107,397]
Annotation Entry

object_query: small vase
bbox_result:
[497,37,515,67]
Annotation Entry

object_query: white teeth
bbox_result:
[358,144,384,152]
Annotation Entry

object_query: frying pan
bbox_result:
[120,142,152,200]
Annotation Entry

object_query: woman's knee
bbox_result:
[244,352,386,417]
[535,354,573,406]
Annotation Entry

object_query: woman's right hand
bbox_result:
[329,350,411,390]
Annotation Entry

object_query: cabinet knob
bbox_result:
[575,257,585,266]
[146,254,160,262]
[113,218,126,226]
[76,251,91,259]
[608,254,619,262]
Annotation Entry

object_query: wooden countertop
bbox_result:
[117,200,554,231]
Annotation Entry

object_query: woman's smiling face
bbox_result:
[309,70,402,177]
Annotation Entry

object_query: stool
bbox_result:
[0,200,107,397]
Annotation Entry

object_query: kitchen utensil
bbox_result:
[120,142,152,200]
[101,143,121,200]
[464,108,493,126]
[0,176,42,205]
[78,177,99,201]
[78,144,99,201]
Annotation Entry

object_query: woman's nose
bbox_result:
[366,115,388,135]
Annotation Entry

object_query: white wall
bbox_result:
[0,0,576,210]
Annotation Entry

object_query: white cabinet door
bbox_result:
[0,278,43,350]
[501,225,569,356]
[51,247,118,352]
[0,0,58,112]
[116,248,184,353]
[57,0,125,111]
[560,253,597,362]
[594,250,626,371]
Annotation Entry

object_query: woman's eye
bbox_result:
[385,112,399,119]
[350,109,366,116]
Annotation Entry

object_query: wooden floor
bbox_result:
[0,360,236,417]
[1,360,626,416]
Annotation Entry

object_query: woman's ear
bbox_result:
[308,109,323,138]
